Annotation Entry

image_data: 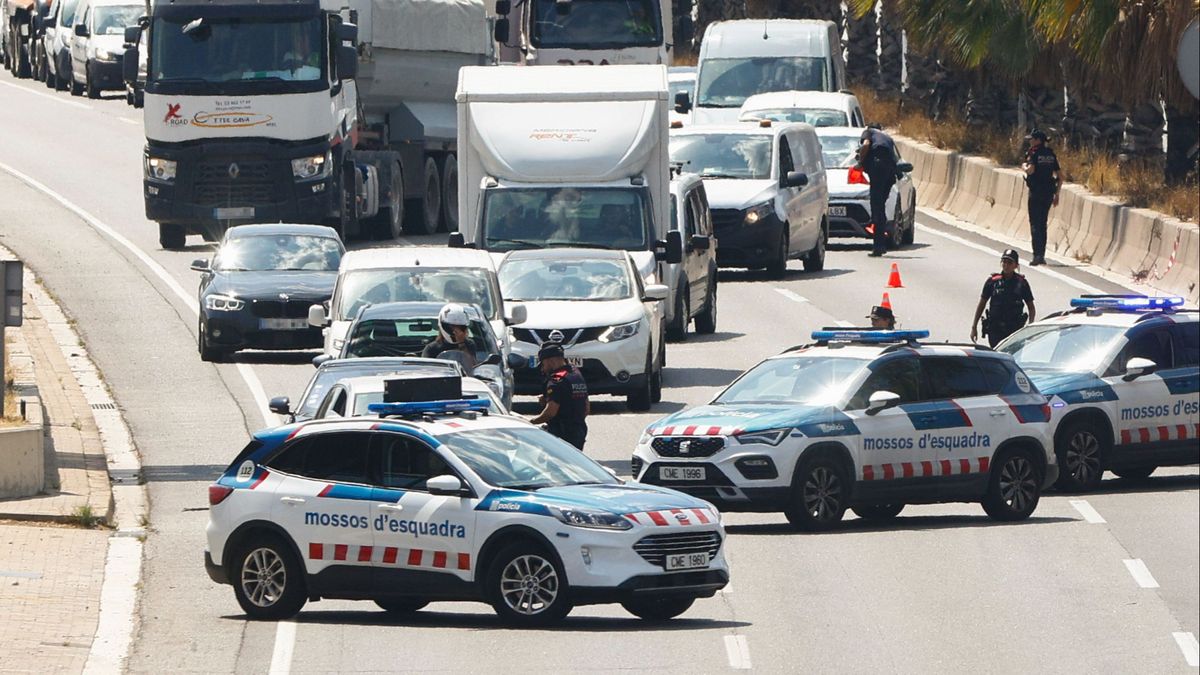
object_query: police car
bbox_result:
[632,330,1057,530]
[206,377,729,625]
[996,295,1199,491]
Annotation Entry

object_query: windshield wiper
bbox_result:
[487,238,544,249]
[699,173,745,179]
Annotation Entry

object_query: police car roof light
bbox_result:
[811,329,930,344]
[1069,295,1184,311]
[367,398,491,417]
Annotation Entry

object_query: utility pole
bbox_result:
[0,259,24,419]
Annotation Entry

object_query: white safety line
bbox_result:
[774,288,808,303]
[268,621,297,675]
[1069,500,1106,524]
[1122,559,1160,589]
[723,635,752,670]
[1173,632,1199,668]
[918,224,1103,294]
[0,78,93,110]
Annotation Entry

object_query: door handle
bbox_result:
[989,409,1007,417]
[280,496,305,506]
[377,503,404,512]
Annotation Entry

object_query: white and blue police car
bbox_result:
[206,377,729,625]
[632,330,1057,530]
[997,295,1199,491]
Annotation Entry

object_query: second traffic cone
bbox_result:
[885,263,904,288]
[880,292,892,310]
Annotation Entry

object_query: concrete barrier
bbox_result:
[0,351,44,500]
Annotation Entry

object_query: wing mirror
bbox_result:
[782,171,808,188]
[448,232,469,248]
[493,17,510,44]
[123,46,139,82]
[124,25,139,43]
[338,22,357,44]
[507,352,528,370]
[427,474,469,496]
[311,353,332,368]
[495,0,512,14]
[674,90,692,114]
[1123,357,1157,381]
[268,396,292,415]
[659,230,684,264]
[866,390,901,415]
[643,284,670,302]
[690,234,711,251]
[74,23,89,37]
[896,161,913,173]
[190,259,210,272]
[504,302,527,326]
[308,304,328,327]
[336,45,357,80]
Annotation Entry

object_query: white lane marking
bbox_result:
[918,224,1102,293]
[119,117,140,125]
[1174,632,1199,667]
[0,78,93,110]
[0,160,275,428]
[1122,559,1160,589]
[83,538,141,674]
[1069,499,1106,524]
[268,621,297,675]
[774,288,808,303]
[723,635,752,670]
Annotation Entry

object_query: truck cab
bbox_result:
[492,0,674,66]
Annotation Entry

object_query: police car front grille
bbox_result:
[652,436,724,458]
[630,455,644,478]
[633,532,722,567]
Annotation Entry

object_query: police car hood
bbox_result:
[701,180,777,211]
[1019,367,1106,397]
[649,403,850,436]
[516,299,645,329]
[480,482,712,515]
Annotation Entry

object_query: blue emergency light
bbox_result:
[811,329,930,343]
[1069,295,1184,311]
[367,398,492,417]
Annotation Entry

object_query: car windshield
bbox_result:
[741,107,847,127]
[441,427,618,490]
[500,259,633,302]
[481,187,650,252]
[697,56,827,108]
[530,0,660,49]
[92,5,141,35]
[151,16,324,84]
[996,323,1127,373]
[818,134,861,168]
[670,134,772,180]
[336,269,497,321]
[214,235,341,272]
[59,0,82,26]
[715,355,871,405]
[296,364,458,419]
[344,317,495,360]
[352,389,500,416]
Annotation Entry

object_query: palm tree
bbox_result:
[694,0,748,52]
[845,3,878,86]
[875,0,903,94]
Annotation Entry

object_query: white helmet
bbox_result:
[438,303,470,344]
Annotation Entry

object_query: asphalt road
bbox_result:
[0,77,1196,673]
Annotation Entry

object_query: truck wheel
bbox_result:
[486,543,572,626]
[693,279,717,334]
[373,161,404,241]
[666,284,688,342]
[621,596,695,621]
[803,220,826,272]
[85,62,99,99]
[441,155,458,233]
[767,226,789,279]
[409,157,441,236]
[159,223,186,249]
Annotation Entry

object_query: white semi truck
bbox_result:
[126,0,492,249]
[491,0,684,66]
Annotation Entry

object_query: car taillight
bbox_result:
[209,484,234,506]
[1042,403,1052,421]
[848,167,870,184]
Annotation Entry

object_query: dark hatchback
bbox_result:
[193,224,344,361]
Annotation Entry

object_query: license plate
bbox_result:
[828,206,847,216]
[527,355,584,368]
[665,552,709,571]
[659,466,705,481]
[215,206,255,219]
[260,318,309,330]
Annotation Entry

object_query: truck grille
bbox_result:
[251,299,315,319]
[651,436,724,458]
[193,160,274,207]
[633,532,722,567]
[710,209,744,231]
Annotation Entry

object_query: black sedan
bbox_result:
[192,224,344,361]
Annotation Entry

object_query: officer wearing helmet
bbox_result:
[529,342,590,450]
[422,303,478,369]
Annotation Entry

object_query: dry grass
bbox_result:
[672,51,698,67]
[858,89,1198,222]
[2,351,25,426]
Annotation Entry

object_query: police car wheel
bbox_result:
[1054,421,1107,492]
[982,450,1042,521]
[374,598,430,614]
[232,536,306,620]
[1112,466,1156,480]
[488,544,572,625]
[621,596,695,621]
[851,503,904,520]
[784,457,848,531]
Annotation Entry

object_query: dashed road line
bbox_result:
[774,288,808,303]
[1174,632,1199,667]
[1122,559,1160,589]
[269,621,297,675]
[723,635,752,670]
[0,78,92,110]
[1069,499,1106,524]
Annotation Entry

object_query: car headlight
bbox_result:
[204,294,244,312]
[291,152,331,181]
[94,48,115,61]
[599,320,640,343]
[144,156,176,182]
[735,428,790,446]
[637,431,651,445]
[743,201,774,225]
[549,505,632,531]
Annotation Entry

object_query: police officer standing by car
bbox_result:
[857,123,899,257]
[970,249,1037,347]
[529,342,590,450]
[1022,129,1062,266]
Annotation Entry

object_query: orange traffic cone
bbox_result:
[880,292,892,310]
[885,263,904,288]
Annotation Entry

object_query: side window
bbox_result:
[375,434,454,491]
[847,357,922,409]
[778,136,795,175]
[978,358,1016,395]
[923,357,992,400]
[683,191,698,238]
[316,386,347,419]
[1170,322,1200,367]
[268,432,372,484]
[696,187,713,235]
[1106,327,1174,376]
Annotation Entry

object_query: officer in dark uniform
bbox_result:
[1022,129,1062,266]
[970,249,1037,348]
[528,342,590,450]
[856,123,899,257]
[866,305,896,329]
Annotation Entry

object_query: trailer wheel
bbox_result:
[441,154,458,233]
[373,160,404,241]
[404,157,441,236]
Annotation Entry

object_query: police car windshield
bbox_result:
[997,323,1126,372]
[440,427,618,490]
[716,355,870,405]
[670,134,772,180]
[336,269,496,321]
[499,259,633,302]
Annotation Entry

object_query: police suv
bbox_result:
[206,377,729,625]
[997,295,1199,491]
[632,330,1057,530]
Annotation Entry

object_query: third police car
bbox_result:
[997,295,1199,491]
[632,330,1057,530]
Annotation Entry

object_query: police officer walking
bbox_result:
[529,342,590,450]
[856,123,899,257]
[1022,129,1062,266]
[970,249,1037,348]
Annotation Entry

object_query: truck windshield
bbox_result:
[531,0,661,49]
[669,134,772,180]
[697,57,827,108]
[481,187,651,252]
[151,16,325,89]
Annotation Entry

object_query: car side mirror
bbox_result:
[427,474,468,496]
[493,17,510,44]
[190,259,210,272]
[1123,357,1157,381]
[506,352,527,370]
[448,232,467,248]
[338,22,357,44]
[495,0,511,14]
[74,23,89,37]
[124,25,139,43]
[896,161,913,173]
[481,352,502,367]
[268,396,292,415]
[123,47,139,82]
[674,90,691,114]
[690,234,710,251]
[336,45,357,80]
[643,284,669,302]
[504,302,527,326]
[866,390,901,415]
[311,353,332,368]
[308,304,328,327]
[782,171,807,188]
[662,230,684,264]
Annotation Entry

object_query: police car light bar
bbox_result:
[811,329,930,343]
[1069,295,1184,311]
[367,398,491,417]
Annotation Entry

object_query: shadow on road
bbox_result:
[1058,472,1199,496]
[231,350,323,366]
[679,330,745,344]
[665,366,742,388]
[141,463,227,483]
[725,514,1077,536]
[718,267,853,284]
[247,609,750,632]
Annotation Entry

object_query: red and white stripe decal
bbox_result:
[1119,423,1199,445]
[653,425,740,437]
[307,543,471,571]
[626,507,716,526]
[861,456,991,480]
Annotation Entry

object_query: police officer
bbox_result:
[1022,129,1062,266]
[529,342,590,450]
[856,123,899,257]
[866,305,896,329]
[970,249,1037,348]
